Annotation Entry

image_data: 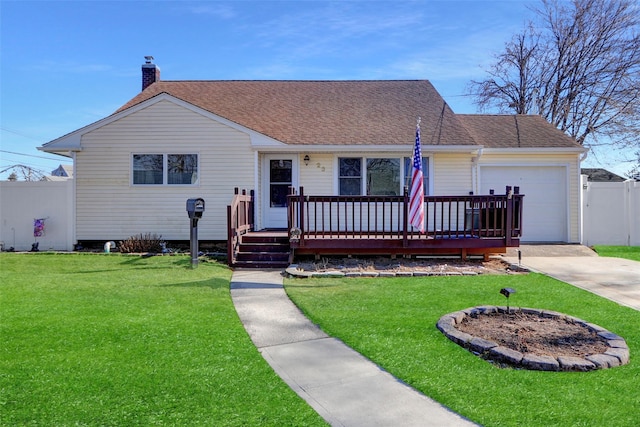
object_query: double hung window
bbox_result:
[338,157,362,195]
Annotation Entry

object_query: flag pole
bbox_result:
[409,117,425,233]
[405,117,421,191]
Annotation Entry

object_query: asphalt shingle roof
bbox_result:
[458,114,582,149]
[116,80,582,149]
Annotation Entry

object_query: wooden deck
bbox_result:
[227,186,523,267]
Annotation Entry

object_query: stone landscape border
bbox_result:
[286,265,483,278]
[437,306,630,371]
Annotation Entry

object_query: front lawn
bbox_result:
[593,245,640,262]
[285,273,640,427]
[0,253,326,426]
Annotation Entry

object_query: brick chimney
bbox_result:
[141,56,160,91]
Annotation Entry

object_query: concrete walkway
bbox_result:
[505,245,640,311]
[230,269,478,427]
[230,245,640,426]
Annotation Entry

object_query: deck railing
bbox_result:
[226,188,254,265]
[287,186,523,256]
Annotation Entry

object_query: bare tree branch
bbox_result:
[0,165,47,181]
[468,0,640,151]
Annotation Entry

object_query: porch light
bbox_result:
[304,155,310,166]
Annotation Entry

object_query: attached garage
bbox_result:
[480,165,568,242]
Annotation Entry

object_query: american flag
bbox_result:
[409,122,424,232]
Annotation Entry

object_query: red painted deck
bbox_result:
[227,186,523,267]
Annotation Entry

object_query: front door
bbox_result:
[262,155,297,229]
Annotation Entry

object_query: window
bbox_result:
[133,154,198,185]
[367,158,400,195]
[168,154,198,185]
[339,158,362,195]
[404,156,429,195]
[269,159,292,207]
[133,154,163,184]
[339,157,403,196]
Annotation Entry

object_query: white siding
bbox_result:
[298,153,334,195]
[432,153,474,195]
[76,100,254,241]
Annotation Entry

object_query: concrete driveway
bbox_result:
[505,245,640,311]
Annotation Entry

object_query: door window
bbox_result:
[269,159,292,207]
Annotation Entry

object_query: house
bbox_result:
[581,168,626,182]
[38,58,585,253]
[44,164,74,181]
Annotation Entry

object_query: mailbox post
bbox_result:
[186,198,205,268]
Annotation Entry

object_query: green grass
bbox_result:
[0,253,326,426]
[285,273,640,427]
[592,245,640,261]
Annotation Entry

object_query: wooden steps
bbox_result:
[232,231,290,269]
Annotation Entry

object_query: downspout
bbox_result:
[580,173,588,245]
[471,148,484,195]
[254,151,259,230]
[578,148,589,244]
[579,149,589,163]
[70,151,77,251]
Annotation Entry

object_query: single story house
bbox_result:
[39,59,585,252]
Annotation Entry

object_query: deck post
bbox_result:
[402,186,409,247]
[241,189,246,233]
[226,205,233,265]
[287,186,295,231]
[505,185,513,247]
[249,189,255,230]
[298,187,305,246]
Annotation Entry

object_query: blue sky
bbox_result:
[0,0,631,180]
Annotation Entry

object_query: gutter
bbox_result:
[255,144,483,153]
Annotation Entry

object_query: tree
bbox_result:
[468,0,640,151]
[1,165,46,181]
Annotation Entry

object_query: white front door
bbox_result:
[262,155,297,229]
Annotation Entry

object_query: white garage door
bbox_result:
[480,166,567,242]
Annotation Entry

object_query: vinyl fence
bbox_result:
[0,180,74,251]
[582,176,640,246]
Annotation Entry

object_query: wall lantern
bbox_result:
[304,154,310,166]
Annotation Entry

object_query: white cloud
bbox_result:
[187,4,236,19]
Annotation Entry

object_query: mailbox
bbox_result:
[186,198,205,219]
[186,198,205,268]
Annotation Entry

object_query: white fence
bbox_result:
[0,180,74,251]
[582,176,640,246]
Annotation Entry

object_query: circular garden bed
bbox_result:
[437,306,629,371]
